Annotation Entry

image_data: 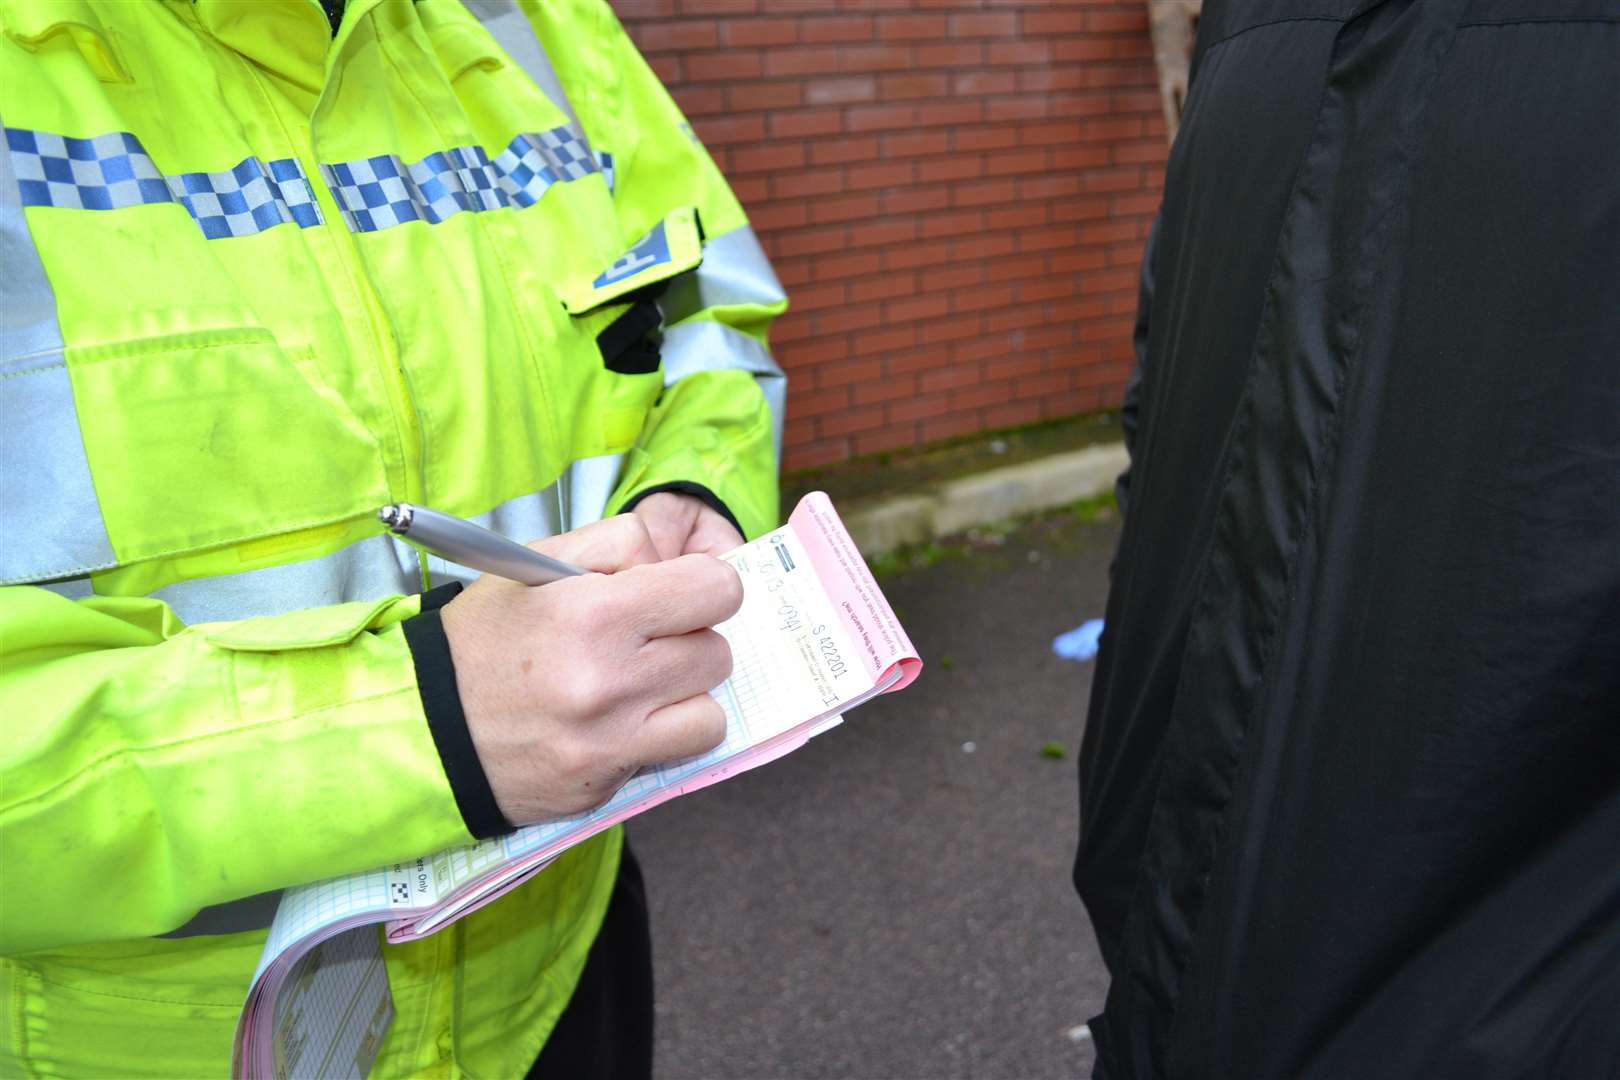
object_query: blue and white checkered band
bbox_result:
[4,128,323,239]
[320,123,600,234]
[599,151,615,194]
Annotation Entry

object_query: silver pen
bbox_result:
[378,503,588,585]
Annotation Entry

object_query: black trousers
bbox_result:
[526,843,654,1080]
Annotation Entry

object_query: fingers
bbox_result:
[629,692,729,767]
[634,628,734,705]
[529,514,661,574]
[608,554,744,638]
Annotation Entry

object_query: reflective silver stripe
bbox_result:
[161,889,285,939]
[153,534,422,624]
[464,0,590,142]
[659,320,788,461]
[1,111,118,584]
[659,226,787,323]
[421,464,625,587]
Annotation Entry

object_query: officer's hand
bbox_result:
[439,514,742,825]
[632,492,746,560]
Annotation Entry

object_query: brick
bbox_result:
[1019,173,1083,199]
[816,303,886,335]
[950,233,1016,260]
[1021,120,1083,147]
[877,14,947,40]
[819,402,887,438]
[1086,10,1151,33]
[785,383,850,421]
[1081,268,1137,294]
[769,108,844,138]
[1077,316,1132,344]
[806,75,877,105]
[886,394,951,423]
[984,302,1047,333]
[813,356,883,388]
[839,44,913,73]
[847,160,916,190]
[1019,278,1076,303]
[789,282,848,311]
[1017,67,1087,94]
[1046,248,1110,274]
[888,346,944,375]
[1083,116,1144,142]
[811,192,881,224]
[1016,224,1078,253]
[985,97,1049,123]
[1020,10,1083,35]
[1112,139,1170,165]
[850,272,919,303]
[1108,191,1159,216]
[749,201,809,232]
[636,19,718,51]
[885,292,951,324]
[952,70,1017,96]
[774,227,849,258]
[813,249,883,281]
[917,312,982,345]
[729,142,806,173]
[1053,38,1120,63]
[924,263,985,293]
[1049,145,1113,170]
[984,354,1046,381]
[951,282,1017,313]
[685,49,763,81]
[771,165,842,199]
[730,174,770,204]
[848,217,918,248]
[852,374,920,406]
[850,324,920,357]
[694,113,766,145]
[1111,89,1162,114]
[725,81,804,111]
[646,54,682,83]
[615,0,677,16]
[810,136,881,166]
[800,15,874,43]
[952,178,1017,207]
[721,17,799,46]
[951,379,1013,410]
[1050,92,1116,119]
[949,12,1017,36]
[1079,63,1156,90]
[880,185,950,214]
[678,0,755,12]
[1050,196,1113,223]
[986,203,1048,230]
[987,40,1053,66]
[915,100,985,126]
[880,73,950,99]
[883,130,950,158]
[918,209,984,239]
[853,426,918,457]
[1081,166,1145,194]
[917,155,984,183]
[919,363,979,393]
[1078,220,1140,246]
[913,42,984,68]
[845,104,919,133]
[883,238,951,270]
[953,125,1019,152]
[673,85,727,116]
[764,47,839,77]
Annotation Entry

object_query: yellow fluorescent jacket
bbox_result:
[0,0,786,1074]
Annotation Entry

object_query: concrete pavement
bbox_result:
[627,497,1121,1079]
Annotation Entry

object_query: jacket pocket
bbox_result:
[63,329,389,570]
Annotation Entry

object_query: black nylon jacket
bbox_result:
[1074,2,1620,1077]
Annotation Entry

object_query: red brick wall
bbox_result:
[611,1,1169,471]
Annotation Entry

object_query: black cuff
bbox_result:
[619,481,747,541]
[402,582,515,840]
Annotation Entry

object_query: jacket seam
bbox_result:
[1200,16,1345,54]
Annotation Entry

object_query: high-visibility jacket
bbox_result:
[0,0,786,1074]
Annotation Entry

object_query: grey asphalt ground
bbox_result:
[627,508,1121,1080]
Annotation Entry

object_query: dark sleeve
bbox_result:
[619,480,746,540]
[401,581,515,840]
[1114,212,1161,525]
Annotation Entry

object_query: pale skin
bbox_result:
[441,493,745,825]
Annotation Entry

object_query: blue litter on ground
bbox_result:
[1052,618,1105,661]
